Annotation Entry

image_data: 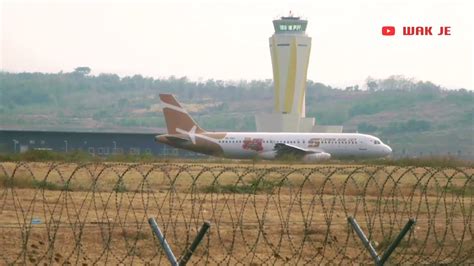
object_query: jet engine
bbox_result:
[303,152,331,162]
[258,151,277,160]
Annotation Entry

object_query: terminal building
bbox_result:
[255,14,342,133]
[0,128,200,157]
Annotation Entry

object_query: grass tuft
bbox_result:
[202,178,277,194]
[113,180,128,193]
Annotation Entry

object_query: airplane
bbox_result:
[155,94,392,162]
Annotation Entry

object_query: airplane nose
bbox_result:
[385,145,392,155]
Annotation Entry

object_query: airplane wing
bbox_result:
[274,143,328,157]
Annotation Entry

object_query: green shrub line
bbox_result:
[362,156,474,168]
[0,149,472,167]
[0,175,70,191]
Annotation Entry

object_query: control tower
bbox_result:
[255,14,315,132]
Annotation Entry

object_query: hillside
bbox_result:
[0,71,472,158]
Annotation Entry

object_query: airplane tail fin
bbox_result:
[159,94,206,134]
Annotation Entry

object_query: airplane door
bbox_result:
[358,139,369,153]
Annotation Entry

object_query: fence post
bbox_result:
[347,216,380,264]
[379,218,416,265]
[149,217,211,266]
[148,217,178,266]
[347,216,415,266]
[179,221,211,266]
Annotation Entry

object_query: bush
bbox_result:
[382,119,431,134]
[0,150,97,162]
[0,175,70,190]
[357,122,378,133]
[0,150,160,163]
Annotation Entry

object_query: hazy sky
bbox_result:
[1,0,473,89]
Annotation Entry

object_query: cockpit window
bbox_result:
[374,140,381,145]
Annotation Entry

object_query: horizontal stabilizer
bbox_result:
[165,135,190,143]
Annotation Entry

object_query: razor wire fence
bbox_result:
[0,162,472,264]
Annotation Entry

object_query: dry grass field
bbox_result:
[0,162,472,264]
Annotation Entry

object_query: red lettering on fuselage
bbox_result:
[308,138,320,148]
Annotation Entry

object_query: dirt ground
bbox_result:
[0,162,472,264]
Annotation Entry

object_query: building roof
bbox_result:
[0,126,167,135]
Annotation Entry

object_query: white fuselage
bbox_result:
[212,132,391,159]
[157,93,392,161]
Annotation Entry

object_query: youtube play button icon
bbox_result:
[382,26,396,36]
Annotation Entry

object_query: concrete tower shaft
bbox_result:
[269,16,311,117]
[255,15,343,133]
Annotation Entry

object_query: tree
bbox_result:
[73,67,91,76]
[366,77,378,92]
[357,122,378,133]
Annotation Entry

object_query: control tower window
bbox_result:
[279,24,302,31]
